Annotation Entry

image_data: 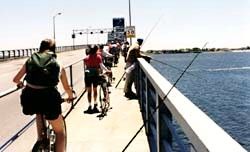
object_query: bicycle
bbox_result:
[31,92,76,152]
[98,72,112,118]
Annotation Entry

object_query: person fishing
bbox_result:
[123,38,151,99]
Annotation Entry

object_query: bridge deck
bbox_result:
[4,54,149,152]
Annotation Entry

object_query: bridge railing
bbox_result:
[0,45,87,61]
[137,58,246,152]
[0,57,86,151]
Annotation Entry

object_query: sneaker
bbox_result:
[125,92,138,99]
[92,104,100,113]
[107,82,112,87]
[124,92,130,98]
[84,106,92,114]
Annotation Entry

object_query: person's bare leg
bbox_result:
[93,87,98,105]
[87,87,92,105]
[36,114,44,141]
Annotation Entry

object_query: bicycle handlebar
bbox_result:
[61,90,77,103]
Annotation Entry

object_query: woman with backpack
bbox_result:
[13,38,74,152]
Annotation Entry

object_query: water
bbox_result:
[151,51,250,151]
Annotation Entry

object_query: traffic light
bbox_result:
[90,32,93,34]
[100,30,103,34]
[79,32,82,35]
[72,34,75,39]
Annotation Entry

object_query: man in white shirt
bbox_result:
[124,38,151,99]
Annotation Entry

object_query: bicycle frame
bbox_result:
[31,114,67,152]
[31,95,76,152]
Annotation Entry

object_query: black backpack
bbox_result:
[25,52,60,87]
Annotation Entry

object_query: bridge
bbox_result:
[0,47,247,152]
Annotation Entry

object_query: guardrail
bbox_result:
[0,57,86,151]
[136,58,247,152]
[0,45,87,61]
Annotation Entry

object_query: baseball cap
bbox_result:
[137,38,143,45]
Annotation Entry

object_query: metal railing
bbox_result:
[0,57,86,151]
[136,58,247,152]
[0,45,87,61]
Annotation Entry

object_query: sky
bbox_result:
[1,0,250,50]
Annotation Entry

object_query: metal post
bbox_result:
[87,28,89,45]
[53,12,62,40]
[72,30,75,50]
[69,65,73,88]
[128,0,132,45]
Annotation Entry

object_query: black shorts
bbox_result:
[85,76,99,87]
[20,86,62,120]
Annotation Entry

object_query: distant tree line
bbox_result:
[146,46,250,54]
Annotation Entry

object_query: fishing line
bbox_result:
[151,58,204,80]
[151,55,250,99]
[141,14,164,49]
[121,42,208,152]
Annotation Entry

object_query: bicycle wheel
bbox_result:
[101,87,110,116]
[104,88,110,113]
[48,126,56,152]
[47,117,67,152]
[99,86,104,113]
[32,115,50,152]
[101,98,107,116]
[32,139,50,152]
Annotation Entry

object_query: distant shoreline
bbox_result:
[146,49,250,54]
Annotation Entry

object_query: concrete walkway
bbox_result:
[66,58,149,152]
[4,57,149,152]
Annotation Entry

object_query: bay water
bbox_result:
[151,51,250,151]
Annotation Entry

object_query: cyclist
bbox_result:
[97,45,114,86]
[83,45,111,114]
[101,44,114,68]
[121,41,129,62]
[109,42,120,66]
[97,44,113,59]
[13,38,74,152]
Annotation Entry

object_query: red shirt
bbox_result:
[84,54,102,68]
[96,50,102,59]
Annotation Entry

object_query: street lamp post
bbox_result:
[86,26,92,45]
[53,12,62,40]
[72,30,75,50]
[86,28,89,45]
[128,0,132,45]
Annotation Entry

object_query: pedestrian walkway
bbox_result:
[66,58,149,152]
[4,57,149,152]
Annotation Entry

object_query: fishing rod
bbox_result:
[115,14,164,88]
[115,72,126,88]
[121,42,208,152]
[141,14,164,48]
